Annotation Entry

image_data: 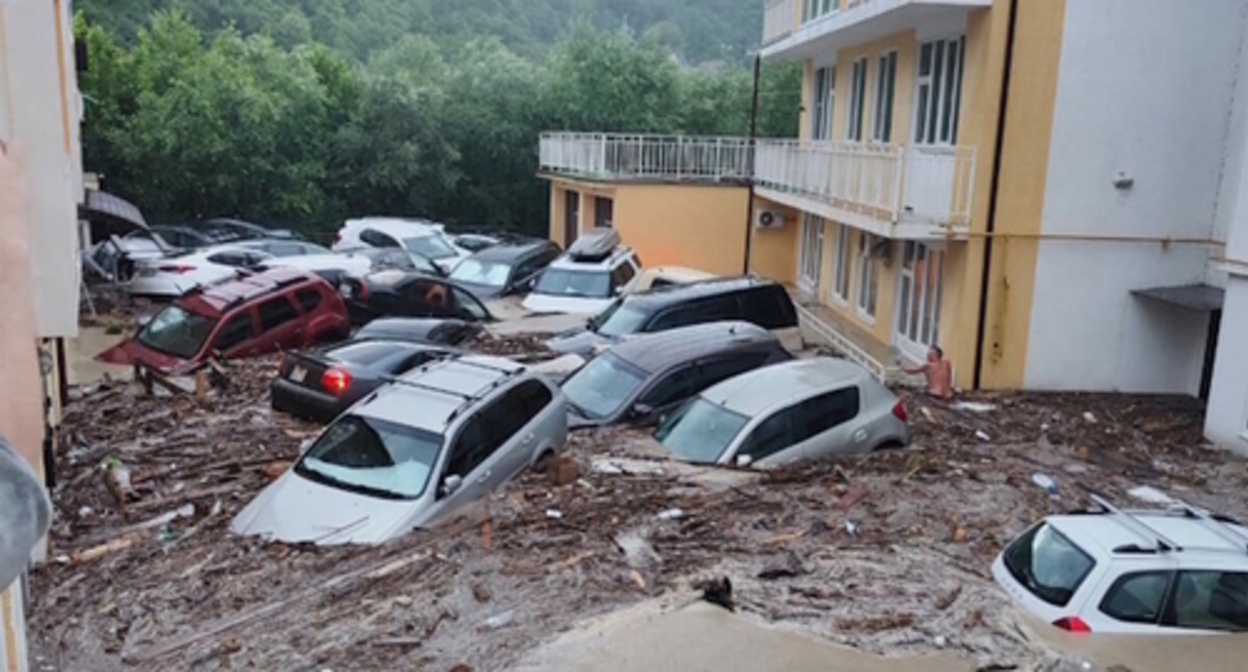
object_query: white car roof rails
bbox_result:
[1088,493,1183,552]
[1166,500,1248,554]
[568,229,621,262]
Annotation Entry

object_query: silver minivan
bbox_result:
[233,355,567,545]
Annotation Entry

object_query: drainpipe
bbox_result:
[744,53,762,276]
[972,0,1020,390]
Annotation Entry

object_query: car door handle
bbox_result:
[522,433,534,444]
[477,470,492,484]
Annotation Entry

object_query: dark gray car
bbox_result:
[560,321,792,430]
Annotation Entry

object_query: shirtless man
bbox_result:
[901,346,954,400]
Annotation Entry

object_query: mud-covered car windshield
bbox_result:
[451,259,511,287]
[136,305,218,359]
[591,300,649,338]
[535,268,610,298]
[561,354,646,419]
[1003,523,1096,607]
[296,415,442,501]
[654,398,749,464]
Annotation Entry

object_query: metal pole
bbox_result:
[743,53,762,276]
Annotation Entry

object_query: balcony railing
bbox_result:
[539,133,753,183]
[763,0,797,45]
[754,140,976,227]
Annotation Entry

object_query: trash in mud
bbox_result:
[952,402,998,413]
[695,577,735,612]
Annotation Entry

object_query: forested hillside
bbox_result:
[81,0,762,66]
[77,2,799,237]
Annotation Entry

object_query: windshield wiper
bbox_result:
[295,462,412,501]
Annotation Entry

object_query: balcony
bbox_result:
[754,139,975,238]
[760,0,992,60]
[539,133,753,184]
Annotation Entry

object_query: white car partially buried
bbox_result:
[128,245,273,298]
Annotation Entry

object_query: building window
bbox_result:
[855,232,879,319]
[830,223,851,303]
[594,196,614,228]
[914,36,966,145]
[872,51,897,143]
[798,214,824,293]
[564,190,580,244]
[802,0,839,22]
[811,66,835,141]
[847,57,868,142]
[896,241,944,355]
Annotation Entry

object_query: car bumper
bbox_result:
[271,378,354,423]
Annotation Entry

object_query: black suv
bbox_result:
[448,239,562,299]
[546,277,799,356]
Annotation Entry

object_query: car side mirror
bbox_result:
[735,455,753,469]
[441,474,463,497]
[630,403,654,421]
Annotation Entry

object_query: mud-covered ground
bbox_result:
[28,337,1248,672]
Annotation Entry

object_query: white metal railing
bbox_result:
[763,0,797,45]
[754,139,976,226]
[796,303,888,381]
[539,133,753,182]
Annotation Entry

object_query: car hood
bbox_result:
[231,470,417,546]
[522,293,615,316]
[546,329,615,356]
[94,339,186,372]
[433,252,469,275]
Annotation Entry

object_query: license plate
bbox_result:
[289,366,308,383]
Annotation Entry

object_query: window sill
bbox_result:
[854,306,877,326]
[829,293,850,308]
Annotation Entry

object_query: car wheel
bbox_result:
[531,449,555,473]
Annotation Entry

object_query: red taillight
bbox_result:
[321,368,352,395]
[891,398,908,423]
[158,265,195,274]
[1053,616,1091,633]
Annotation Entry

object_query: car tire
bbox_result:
[873,440,905,452]
[531,449,555,472]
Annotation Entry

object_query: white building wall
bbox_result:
[1205,278,1248,454]
[1024,0,1246,394]
[0,0,82,338]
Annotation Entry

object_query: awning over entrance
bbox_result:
[1132,284,1225,312]
[81,190,149,244]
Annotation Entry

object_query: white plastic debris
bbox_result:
[934,635,948,648]
[657,508,684,521]
[545,509,563,520]
[77,506,93,518]
[1031,473,1059,495]
[1128,486,1175,505]
[975,430,991,442]
[845,521,858,536]
[1083,412,1097,424]
[951,402,997,413]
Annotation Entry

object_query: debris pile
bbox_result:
[29,352,1248,671]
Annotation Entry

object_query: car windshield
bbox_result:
[404,234,457,260]
[590,299,649,338]
[136,305,218,359]
[561,353,647,420]
[654,398,750,464]
[450,259,511,287]
[295,415,442,501]
[1003,523,1096,607]
[535,268,611,299]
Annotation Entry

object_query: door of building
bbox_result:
[564,190,580,246]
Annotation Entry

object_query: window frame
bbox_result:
[811,65,835,141]
[913,36,966,146]
[895,241,944,359]
[1098,571,1174,626]
[847,57,868,142]
[872,51,897,143]
[1162,570,1248,632]
[830,223,851,304]
[855,232,879,321]
[798,214,824,293]
[211,311,256,354]
[295,287,323,314]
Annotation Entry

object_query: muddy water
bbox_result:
[1024,611,1248,672]
[66,326,132,385]
[515,600,970,672]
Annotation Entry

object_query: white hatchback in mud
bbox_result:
[993,498,1248,634]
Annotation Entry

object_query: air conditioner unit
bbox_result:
[755,210,784,229]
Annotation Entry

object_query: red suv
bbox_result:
[98,269,350,372]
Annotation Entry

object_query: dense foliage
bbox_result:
[78,5,800,238]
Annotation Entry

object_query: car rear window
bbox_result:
[328,342,409,367]
[1003,523,1096,607]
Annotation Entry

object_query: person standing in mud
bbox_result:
[0,140,53,588]
[900,346,954,400]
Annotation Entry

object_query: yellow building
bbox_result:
[542,0,1245,406]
